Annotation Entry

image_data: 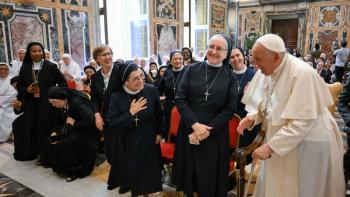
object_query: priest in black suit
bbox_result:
[172,34,238,197]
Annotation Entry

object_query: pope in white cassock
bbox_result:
[238,34,345,197]
[0,62,18,142]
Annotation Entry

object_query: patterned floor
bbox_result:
[0,172,42,197]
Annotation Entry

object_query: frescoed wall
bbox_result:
[0,0,96,69]
[229,0,350,58]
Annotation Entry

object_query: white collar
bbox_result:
[206,60,222,67]
[233,66,247,74]
[101,67,112,77]
[123,84,141,95]
[173,65,184,71]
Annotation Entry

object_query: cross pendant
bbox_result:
[173,87,176,92]
[134,116,139,126]
[204,90,210,101]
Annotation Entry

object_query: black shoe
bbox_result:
[66,175,78,182]
[118,186,130,194]
[107,184,118,190]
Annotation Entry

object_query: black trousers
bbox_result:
[334,66,345,83]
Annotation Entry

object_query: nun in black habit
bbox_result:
[158,50,187,136]
[172,34,238,197]
[16,42,66,163]
[47,86,99,182]
[105,63,165,196]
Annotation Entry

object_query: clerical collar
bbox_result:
[271,54,287,80]
[123,84,141,95]
[173,65,184,71]
[206,60,222,67]
[33,60,42,70]
[233,66,247,74]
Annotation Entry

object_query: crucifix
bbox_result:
[173,87,176,92]
[204,90,210,101]
[134,115,139,126]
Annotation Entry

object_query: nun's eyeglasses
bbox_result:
[129,73,145,82]
[207,45,227,53]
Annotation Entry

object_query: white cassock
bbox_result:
[0,76,18,142]
[9,60,23,78]
[59,61,82,81]
[242,54,345,197]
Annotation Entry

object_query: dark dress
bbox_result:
[157,67,186,136]
[49,94,99,177]
[90,63,122,161]
[234,67,259,163]
[16,60,66,162]
[105,84,164,196]
[172,62,238,197]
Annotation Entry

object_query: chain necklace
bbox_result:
[204,64,223,101]
[126,92,140,126]
[32,60,43,83]
[263,63,286,117]
[237,70,246,92]
[171,67,184,94]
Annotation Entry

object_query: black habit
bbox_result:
[105,84,164,196]
[157,66,186,136]
[16,60,66,162]
[49,93,99,178]
[172,61,238,197]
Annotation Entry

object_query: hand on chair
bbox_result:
[237,116,254,135]
[252,144,274,160]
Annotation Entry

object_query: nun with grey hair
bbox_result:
[172,34,238,197]
[238,34,345,197]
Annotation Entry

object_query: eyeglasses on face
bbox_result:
[207,45,227,53]
[99,52,113,57]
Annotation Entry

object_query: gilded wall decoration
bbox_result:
[246,10,260,32]
[155,0,176,20]
[210,4,225,34]
[319,6,340,27]
[318,30,338,59]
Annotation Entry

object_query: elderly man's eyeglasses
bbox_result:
[99,52,113,57]
[207,45,227,53]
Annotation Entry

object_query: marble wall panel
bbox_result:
[60,0,87,6]
[62,9,90,68]
[9,14,46,60]
[0,22,7,62]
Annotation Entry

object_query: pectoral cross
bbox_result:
[134,115,139,126]
[204,90,210,101]
[173,87,176,92]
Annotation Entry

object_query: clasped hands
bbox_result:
[188,122,212,145]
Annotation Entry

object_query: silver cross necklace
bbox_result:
[126,93,140,126]
[204,64,222,101]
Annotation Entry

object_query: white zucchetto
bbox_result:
[256,34,286,53]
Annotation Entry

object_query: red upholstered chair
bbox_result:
[66,79,76,89]
[228,114,241,175]
[160,106,181,162]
